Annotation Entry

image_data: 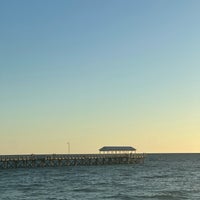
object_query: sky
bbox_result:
[0,0,200,154]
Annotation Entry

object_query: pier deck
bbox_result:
[0,153,145,169]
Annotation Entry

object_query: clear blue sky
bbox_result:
[0,0,200,154]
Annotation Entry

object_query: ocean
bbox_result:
[0,154,199,200]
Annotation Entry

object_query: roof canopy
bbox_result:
[99,146,136,152]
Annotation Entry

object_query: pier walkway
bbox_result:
[0,153,145,169]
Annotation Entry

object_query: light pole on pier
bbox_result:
[67,142,70,154]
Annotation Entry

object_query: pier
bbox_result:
[0,153,145,169]
[0,146,145,169]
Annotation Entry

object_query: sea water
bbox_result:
[0,154,199,200]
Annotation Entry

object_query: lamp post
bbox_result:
[67,142,70,154]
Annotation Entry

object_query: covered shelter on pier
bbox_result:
[99,146,136,154]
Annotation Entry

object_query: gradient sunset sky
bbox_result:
[0,0,200,154]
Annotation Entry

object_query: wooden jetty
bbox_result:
[0,146,145,169]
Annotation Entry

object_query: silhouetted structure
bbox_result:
[99,146,136,154]
[0,146,145,169]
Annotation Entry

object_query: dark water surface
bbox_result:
[0,154,200,200]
